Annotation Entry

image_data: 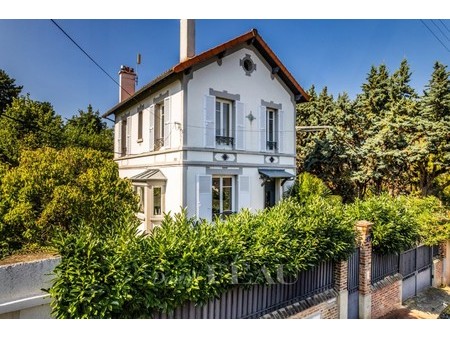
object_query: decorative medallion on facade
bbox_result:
[240,54,256,76]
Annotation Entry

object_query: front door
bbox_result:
[264,179,276,208]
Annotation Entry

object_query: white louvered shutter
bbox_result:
[126,116,131,155]
[116,120,122,157]
[259,106,267,152]
[235,101,245,150]
[149,105,155,151]
[196,175,212,221]
[238,176,251,211]
[204,95,216,148]
[164,97,171,149]
[278,110,284,153]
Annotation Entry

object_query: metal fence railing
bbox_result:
[371,252,399,284]
[153,260,334,319]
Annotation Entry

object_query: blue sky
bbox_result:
[1,19,450,122]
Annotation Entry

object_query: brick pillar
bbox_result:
[444,241,450,286]
[334,260,348,319]
[356,220,372,319]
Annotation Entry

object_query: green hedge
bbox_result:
[347,194,450,254]
[49,195,356,319]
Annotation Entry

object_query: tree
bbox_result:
[64,104,114,154]
[0,95,64,166]
[407,62,450,196]
[0,147,139,258]
[0,69,22,113]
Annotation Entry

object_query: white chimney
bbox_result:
[180,19,195,62]
[118,65,136,102]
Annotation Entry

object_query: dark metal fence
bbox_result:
[153,260,334,319]
[371,252,399,284]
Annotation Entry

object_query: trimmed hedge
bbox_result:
[49,196,356,319]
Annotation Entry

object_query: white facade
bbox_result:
[106,28,306,232]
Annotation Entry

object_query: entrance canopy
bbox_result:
[258,169,295,186]
[130,169,166,182]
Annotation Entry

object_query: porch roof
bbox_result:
[258,169,295,179]
[130,169,166,181]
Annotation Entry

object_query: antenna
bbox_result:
[136,53,141,86]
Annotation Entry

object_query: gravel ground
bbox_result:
[381,286,450,319]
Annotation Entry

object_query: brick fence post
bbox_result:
[334,260,348,319]
[443,241,450,286]
[356,220,372,319]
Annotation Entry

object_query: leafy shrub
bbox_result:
[0,147,139,258]
[347,194,450,254]
[49,195,356,318]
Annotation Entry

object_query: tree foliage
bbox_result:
[0,147,138,258]
[0,96,64,166]
[297,60,450,202]
[63,104,114,154]
[0,69,22,113]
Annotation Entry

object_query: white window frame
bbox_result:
[266,108,277,152]
[155,102,165,150]
[212,176,235,218]
[215,98,233,142]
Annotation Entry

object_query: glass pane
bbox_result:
[212,177,220,216]
[222,186,232,212]
[160,104,165,139]
[222,177,232,187]
[153,187,162,215]
[224,103,230,137]
[135,186,145,213]
[216,102,221,136]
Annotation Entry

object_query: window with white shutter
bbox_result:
[259,106,266,152]
[238,176,251,211]
[116,120,122,157]
[204,95,216,148]
[149,105,155,151]
[235,101,245,150]
[164,97,171,149]
[126,116,131,155]
[196,175,212,221]
[278,110,284,153]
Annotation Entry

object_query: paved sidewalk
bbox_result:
[381,286,450,319]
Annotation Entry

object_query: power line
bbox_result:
[438,20,450,34]
[420,20,450,53]
[0,112,58,137]
[49,19,175,143]
[50,19,128,97]
[431,20,450,43]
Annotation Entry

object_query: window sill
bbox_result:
[137,138,143,143]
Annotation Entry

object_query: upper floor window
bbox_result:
[266,108,277,151]
[155,103,165,151]
[137,109,143,141]
[215,99,233,147]
[120,118,128,157]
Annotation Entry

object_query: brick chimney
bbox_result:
[119,65,136,102]
[180,19,195,62]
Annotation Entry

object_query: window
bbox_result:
[133,185,145,213]
[215,99,233,146]
[212,176,234,218]
[266,108,277,151]
[120,118,127,156]
[153,187,162,216]
[137,109,143,141]
[155,103,165,150]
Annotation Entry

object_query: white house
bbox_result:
[103,20,309,232]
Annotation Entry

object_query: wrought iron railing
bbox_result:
[154,137,164,151]
[266,141,277,151]
[216,136,234,146]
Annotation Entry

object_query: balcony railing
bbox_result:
[266,141,277,151]
[216,136,234,146]
[154,137,164,151]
